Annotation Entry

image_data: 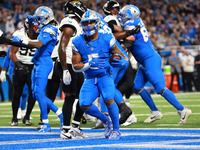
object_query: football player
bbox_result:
[119,5,192,124]
[20,6,63,132]
[58,0,87,139]
[72,10,129,140]
[9,19,36,126]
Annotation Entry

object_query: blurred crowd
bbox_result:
[0,0,199,51]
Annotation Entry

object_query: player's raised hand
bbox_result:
[26,14,35,24]
[89,58,106,69]
[0,70,6,82]
[63,70,71,85]
[111,54,128,68]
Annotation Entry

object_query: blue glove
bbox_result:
[26,14,35,24]
[111,54,128,68]
[89,58,106,69]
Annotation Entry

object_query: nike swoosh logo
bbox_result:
[182,113,187,120]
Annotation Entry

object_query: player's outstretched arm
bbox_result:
[0,31,34,49]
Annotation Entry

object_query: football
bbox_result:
[109,54,121,63]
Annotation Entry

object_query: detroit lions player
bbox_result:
[119,5,192,124]
[72,10,129,140]
[102,0,139,127]
[59,0,87,139]
[20,6,63,132]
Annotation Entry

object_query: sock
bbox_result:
[107,102,119,131]
[73,100,84,123]
[72,120,80,128]
[139,89,158,111]
[84,104,109,124]
[62,95,75,126]
[46,97,59,113]
[114,89,124,105]
[162,89,184,111]
[100,95,108,113]
[62,125,70,132]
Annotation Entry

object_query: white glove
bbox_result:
[0,70,6,82]
[0,30,3,37]
[0,29,3,37]
[63,70,71,85]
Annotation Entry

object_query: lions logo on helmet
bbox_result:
[81,10,101,36]
[119,5,141,24]
[64,0,87,19]
[33,6,56,32]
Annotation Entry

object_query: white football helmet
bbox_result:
[81,10,101,36]
[33,6,56,32]
[119,5,141,24]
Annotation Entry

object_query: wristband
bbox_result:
[73,62,90,72]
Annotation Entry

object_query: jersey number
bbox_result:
[139,21,149,42]
[20,47,35,56]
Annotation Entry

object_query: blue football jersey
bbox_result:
[31,25,58,65]
[123,18,155,64]
[72,31,115,78]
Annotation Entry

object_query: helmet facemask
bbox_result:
[81,10,101,36]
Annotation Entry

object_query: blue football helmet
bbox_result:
[81,10,101,36]
[118,5,140,24]
[33,6,56,32]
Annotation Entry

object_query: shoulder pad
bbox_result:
[60,17,77,28]
[123,19,140,30]
[43,27,57,37]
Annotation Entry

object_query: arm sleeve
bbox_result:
[107,20,117,33]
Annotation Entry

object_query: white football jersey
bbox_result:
[59,17,82,64]
[104,15,121,26]
[51,25,60,59]
[12,28,36,64]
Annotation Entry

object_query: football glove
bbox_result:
[26,14,35,24]
[111,54,129,68]
[0,70,6,82]
[63,70,71,85]
[125,25,140,36]
[0,29,3,37]
[14,61,29,74]
[89,58,106,69]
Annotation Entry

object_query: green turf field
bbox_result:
[0,92,199,129]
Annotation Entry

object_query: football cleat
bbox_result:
[119,106,132,124]
[80,116,87,124]
[109,130,121,140]
[104,118,112,138]
[121,113,137,126]
[144,110,163,123]
[11,120,18,126]
[37,121,43,129]
[178,108,192,125]
[71,126,88,138]
[23,119,32,126]
[60,129,83,140]
[38,123,51,133]
[92,119,104,129]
